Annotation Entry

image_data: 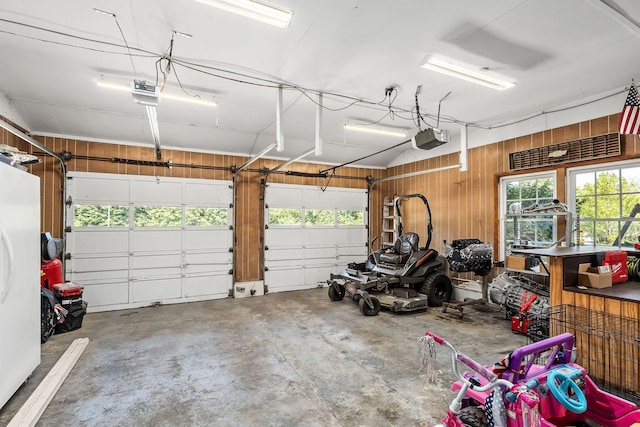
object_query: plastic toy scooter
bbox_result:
[420,330,640,427]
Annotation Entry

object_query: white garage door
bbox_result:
[65,172,233,312]
[264,184,367,293]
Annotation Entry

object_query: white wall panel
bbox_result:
[131,254,181,270]
[304,228,337,246]
[82,281,129,307]
[132,230,182,252]
[185,276,229,298]
[133,278,181,302]
[70,230,129,254]
[336,228,367,245]
[335,189,367,210]
[267,186,302,207]
[185,182,230,205]
[185,229,230,250]
[304,266,335,284]
[265,248,304,262]
[132,179,182,204]
[71,175,130,203]
[266,228,303,247]
[303,187,336,209]
[70,256,129,274]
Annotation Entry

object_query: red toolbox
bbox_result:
[602,251,628,284]
[53,282,84,300]
[511,315,532,335]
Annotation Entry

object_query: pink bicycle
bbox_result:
[420,330,640,426]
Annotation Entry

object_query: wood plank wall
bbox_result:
[3,112,638,283]
[1,129,383,282]
[379,113,639,267]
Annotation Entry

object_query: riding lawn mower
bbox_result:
[327,194,452,316]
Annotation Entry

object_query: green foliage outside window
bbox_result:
[134,206,182,227]
[305,209,334,226]
[269,208,302,225]
[74,205,129,227]
[337,210,363,226]
[506,177,554,208]
[186,207,227,226]
[575,168,640,246]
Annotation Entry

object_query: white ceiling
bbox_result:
[1,0,639,168]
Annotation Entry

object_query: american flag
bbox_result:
[619,83,640,134]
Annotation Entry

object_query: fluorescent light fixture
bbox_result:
[344,123,407,138]
[144,105,162,159]
[97,81,217,107]
[194,0,292,28]
[421,56,515,91]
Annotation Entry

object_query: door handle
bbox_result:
[0,227,15,303]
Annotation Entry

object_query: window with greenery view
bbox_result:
[504,175,556,247]
[337,210,364,226]
[186,207,227,227]
[74,205,129,227]
[304,209,334,226]
[134,206,182,227]
[268,208,302,225]
[572,164,640,246]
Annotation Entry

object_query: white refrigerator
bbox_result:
[0,160,41,409]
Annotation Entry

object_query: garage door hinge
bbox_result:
[228,225,233,230]
[228,247,233,252]
[65,196,73,206]
[65,226,72,233]
[265,224,269,229]
[64,253,72,260]
[229,203,233,208]
[264,267,269,271]
[264,245,269,250]
[228,269,233,275]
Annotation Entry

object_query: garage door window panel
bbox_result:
[269,208,302,226]
[134,206,182,227]
[74,205,129,227]
[186,207,228,227]
[304,209,335,226]
[337,210,364,226]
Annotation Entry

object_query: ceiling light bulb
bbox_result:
[194,0,292,28]
[421,56,515,91]
[344,123,407,138]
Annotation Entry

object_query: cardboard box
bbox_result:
[506,255,539,270]
[578,263,612,289]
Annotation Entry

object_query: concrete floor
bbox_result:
[0,287,527,427]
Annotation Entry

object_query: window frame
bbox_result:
[499,170,557,260]
[567,158,640,247]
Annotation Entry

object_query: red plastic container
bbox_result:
[53,282,84,298]
[602,251,628,284]
[41,259,63,290]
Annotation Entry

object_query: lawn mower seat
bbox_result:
[379,232,419,265]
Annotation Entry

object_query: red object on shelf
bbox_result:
[602,251,628,284]
[41,259,63,290]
